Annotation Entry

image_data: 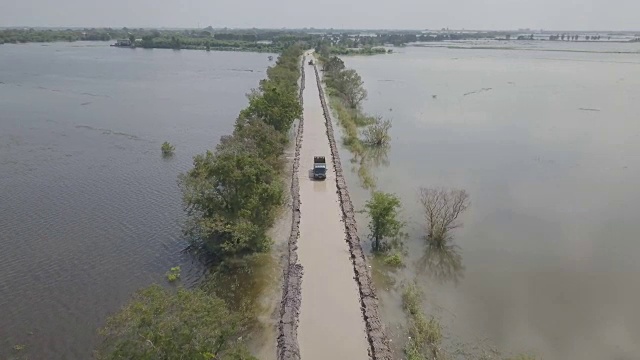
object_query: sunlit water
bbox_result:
[339,41,640,359]
[0,42,275,359]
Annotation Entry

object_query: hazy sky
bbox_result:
[1,0,639,31]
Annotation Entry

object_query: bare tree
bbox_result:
[362,116,392,147]
[419,187,470,246]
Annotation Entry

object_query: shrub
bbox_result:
[165,266,181,282]
[363,117,392,147]
[383,252,403,266]
[161,141,175,156]
[402,283,444,360]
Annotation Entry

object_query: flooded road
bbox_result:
[0,42,274,359]
[296,55,369,360]
[339,42,640,359]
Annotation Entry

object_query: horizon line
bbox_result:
[1,26,639,33]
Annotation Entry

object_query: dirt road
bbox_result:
[296,53,370,360]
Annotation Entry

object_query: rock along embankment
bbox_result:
[277,55,306,360]
[312,61,393,360]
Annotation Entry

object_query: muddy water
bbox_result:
[340,42,640,359]
[0,42,276,359]
[296,58,369,359]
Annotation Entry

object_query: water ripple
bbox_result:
[0,42,269,359]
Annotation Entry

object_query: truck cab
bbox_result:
[313,156,327,180]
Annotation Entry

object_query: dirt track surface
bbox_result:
[277,56,305,360]
[295,53,371,360]
[277,53,392,360]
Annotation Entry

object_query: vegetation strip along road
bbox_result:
[276,55,305,360]
[98,45,305,359]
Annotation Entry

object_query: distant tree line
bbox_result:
[2,27,637,49]
[0,28,124,43]
[0,27,314,52]
[1,27,517,49]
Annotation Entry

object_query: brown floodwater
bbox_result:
[0,42,277,359]
[338,41,640,359]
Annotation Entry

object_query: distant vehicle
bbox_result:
[111,39,132,47]
[308,59,314,65]
[313,156,327,180]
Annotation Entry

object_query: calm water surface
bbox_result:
[0,42,273,359]
[340,42,640,359]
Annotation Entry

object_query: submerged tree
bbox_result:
[97,285,256,360]
[419,187,470,246]
[362,117,392,147]
[179,148,284,257]
[364,191,404,252]
[161,141,175,156]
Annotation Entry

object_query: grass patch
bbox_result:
[327,96,383,190]
[357,162,376,189]
[320,56,392,192]
[402,283,422,315]
[402,283,444,359]
[383,252,403,266]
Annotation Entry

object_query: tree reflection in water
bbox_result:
[417,240,465,285]
[363,144,390,168]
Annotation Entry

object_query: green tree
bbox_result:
[180,149,284,257]
[231,116,287,169]
[97,285,256,360]
[170,36,181,49]
[316,43,331,59]
[323,56,346,74]
[333,69,367,109]
[263,66,299,91]
[364,191,404,252]
[242,83,302,133]
[141,35,155,48]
